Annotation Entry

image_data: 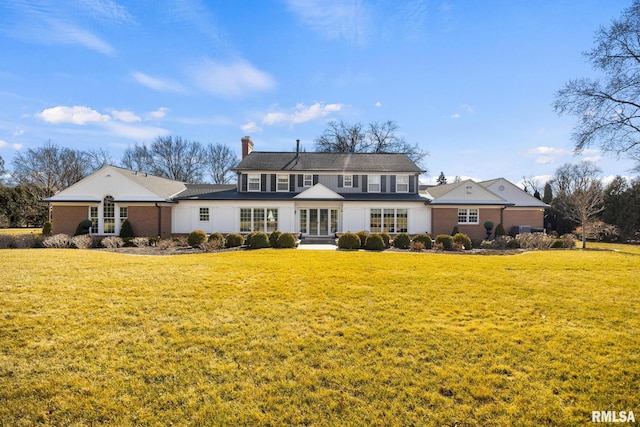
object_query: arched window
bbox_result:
[103,195,115,234]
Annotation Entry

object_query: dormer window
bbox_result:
[248,174,260,192]
[368,175,381,192]
[396,175,409,192]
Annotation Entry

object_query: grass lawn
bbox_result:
[0,228,42,236]
[1,246,639,426]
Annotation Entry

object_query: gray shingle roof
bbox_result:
[234,152,424,173]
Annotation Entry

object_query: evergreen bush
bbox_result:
[495,223,506,237]
[209,232,225,243]
[249,232,269,249]
[412,233,433,249]
[451,226,459,236]
[187,229,208,247]
[42,221,52,236]
[74,219,93,236]
[365,234,385,251]
[452,233,472,250]
[380,232,391,248]
[269,231,282,248]
[225,233,244,248]
[276,232,297,248]
[338,232,361,250]
[435,234,454,250]
[393,233,411,249]
[120,219,134,239]
[356,231,369,248]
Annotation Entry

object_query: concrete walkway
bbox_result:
[297,243,338,250]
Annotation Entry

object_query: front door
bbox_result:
[300,208,338,236]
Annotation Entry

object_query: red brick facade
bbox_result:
[51,205,89,235]
[128,205,172,238]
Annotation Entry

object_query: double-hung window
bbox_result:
[369,208,408,233]
[368,175,381,192]
[458,208,479,224]
[277,174,289,191]
[199,207,210,222]
[343,175,353,187]
[396,175,409,192]
[303,174,313,187]
[248,174,260,192]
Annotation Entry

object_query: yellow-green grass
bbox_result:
[1,248,638,426]
[0,228,41,236]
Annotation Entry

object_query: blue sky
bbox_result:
[0,0,636,186]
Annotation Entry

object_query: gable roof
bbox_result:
[234,152,424,173]
[294,183,344,200]
[424,179,512,205]
[479,178,548,208]
[44,165,187,203]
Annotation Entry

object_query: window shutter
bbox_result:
[270,174,276,192]
[241,174,247,192]
[313,174,319,185]
[362,175,368,193]
[390,175,396,193]
[298,174,303,187]
[261,174,267,192]
[338,175,343,187]
[381,175,387,193]
[289,174,295,192]
[353,175,359,188]
[409,175,415,193]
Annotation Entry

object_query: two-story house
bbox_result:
[44,136,546,240]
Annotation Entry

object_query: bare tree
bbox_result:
[205,143,238,184]
[551,161,605,248]
[315,120,428,168]
[0,155,5,183]
[12,141,90,196]
[553,1,640,171]
[87,148,114,170]
[121,144,154,173]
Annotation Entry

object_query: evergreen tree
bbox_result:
[436,172,447,185]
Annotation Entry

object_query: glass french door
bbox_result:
[300,208,338,236]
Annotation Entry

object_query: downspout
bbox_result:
[155,202,162,238]
[500,206,505,228]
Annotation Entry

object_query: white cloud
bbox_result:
[0,140,6,148]
[36,106,111,125]
[109,109,141,123]
[105,121,171,140]
[242,121,262,133]
[188,59,276,98]
[263,103,343,126]
[12,128,24,137]
[460,104,475,114]
[374,101,382,107]
[450,113,461,119]
[526,146,572,164]
[79,0,133,24]
[132,72,186,93]
[285,0,371,46]
[580,148,603,163]
[0,140,22,150]
[144,107,170,121]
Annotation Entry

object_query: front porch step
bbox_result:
[299,237,336,245]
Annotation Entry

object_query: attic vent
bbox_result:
[499,185,505,191]
[466,185,472,194]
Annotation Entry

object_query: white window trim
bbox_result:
[368,175,381,193]
[368,208,409,233]
[248,174,260,192]
[277,174,289,192]
[396,175,409,193]
[303,174,313,187]
[343,174,353,187]
[458,208,479,225]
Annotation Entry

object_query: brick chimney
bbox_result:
[241,136,254,159]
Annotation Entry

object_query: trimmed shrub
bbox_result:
[380,232,391,248]
[506,238,521,249]
[187,229,208,247]
[451,226,459,236]
[42,221,52,236]
[43,234,71,248]
[120,219,134,239]
[225,233,244,248]
[276,232,297,249]
[559,234,576,249]
[365,234,385,251]
[393,233,411,249]
[484,221,494,232]
[132,237,149,247]
[74,219,93,236]
[435,234,454,250]
[495,223,506,237]
[245,231,258,247]
[412,233,433,249]
[200,239,225,252]
[453,233,472,250]
[249,232,269,249]
[209,232,225,243]
[410,241,425,252]
[71,234,93,249]
[356,231,369,248]
[101,236,124,248]
[338,232,361,250]
[269,231,282,248]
